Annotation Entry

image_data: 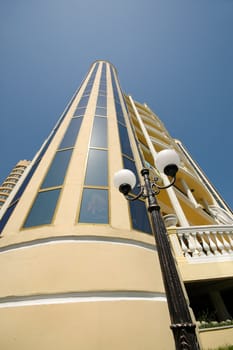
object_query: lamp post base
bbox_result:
[171,323,200,350]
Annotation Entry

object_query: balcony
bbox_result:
[176,225,233,259]
[168,224,233,283]
[168,225,233,349]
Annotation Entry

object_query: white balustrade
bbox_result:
[221,232,232,253]
[176,225,233,258]
[191,231,205,256]
[198,231,213,256]
[226,231,233,251]
[178,232,189,257]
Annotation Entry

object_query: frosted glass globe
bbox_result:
[114,169,136,190]
[156,149,180,174]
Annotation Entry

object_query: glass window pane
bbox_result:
[101,63,106,77]
[82,92,90,97]
[77,96,89,108]
[99,91,106,97]
[23,189,60,227]
[99,84,106,92]
[118,124,133,158]
[90,117,107,148]
[59,118,83,149]
[115,102,123,114]
[74,107,86,117]
[114,95,120,104]
[99,89,107,96]
[84,83,92,94]
[79,188,108,224]
[85,149,108,186]
[115,102,125,124]
[123,157,140,195]
[129,199,152,234]
[83,89,91,95]
[95,107,107,116]
[41,149,72,189]
[97,95,106,108]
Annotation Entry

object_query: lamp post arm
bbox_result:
[141,168,200,350]
[155,175,176,190]
[124,186,145,201]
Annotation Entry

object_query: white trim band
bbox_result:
[0,291,167,309]
[0,235,156,254]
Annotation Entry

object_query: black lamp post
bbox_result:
[114,149,201,350]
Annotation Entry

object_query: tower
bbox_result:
[0,160,30,211]
[0,61,232,350]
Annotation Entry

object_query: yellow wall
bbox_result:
[0,234,176,349]
[0,239,164,296]
[200,327,233,350]
[0,301,174,350]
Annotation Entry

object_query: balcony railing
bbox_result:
[176,225,233,258]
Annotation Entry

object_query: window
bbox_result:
[122,157,140,195]
[41,149,72,189]
[115,102,125,124]
[129,199,152,234]
[95,107,107,116]
[97,95,107,108]
[59,117,83,149]
[85,149,108,187]
[74,107,86,117]
[23,189,60,227]
[90,117,107,148]
[77,96,89,108]
[99,85,107,94]
[79,188,108,224]
[79,63,109,225]
[118,123,133,158]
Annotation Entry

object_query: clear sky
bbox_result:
[1,0,232,209]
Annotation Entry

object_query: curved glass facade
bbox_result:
[23,63,99,228]
[79,63,109,224]
[110,67,152,234]
[2,61,152,233]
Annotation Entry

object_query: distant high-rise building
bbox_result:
[0,61,232,350]
[0,160,30,210]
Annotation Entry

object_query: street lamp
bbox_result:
[114,149,200,350]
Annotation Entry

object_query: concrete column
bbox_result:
[209,290,231,321]
[180,178,200,207]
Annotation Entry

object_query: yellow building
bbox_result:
[0,60,232,350]
[0,160,30,211]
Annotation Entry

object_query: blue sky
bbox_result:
[1,0,232,209]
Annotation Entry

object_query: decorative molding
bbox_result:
[0,291,167,308]
[0,235,156,254]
